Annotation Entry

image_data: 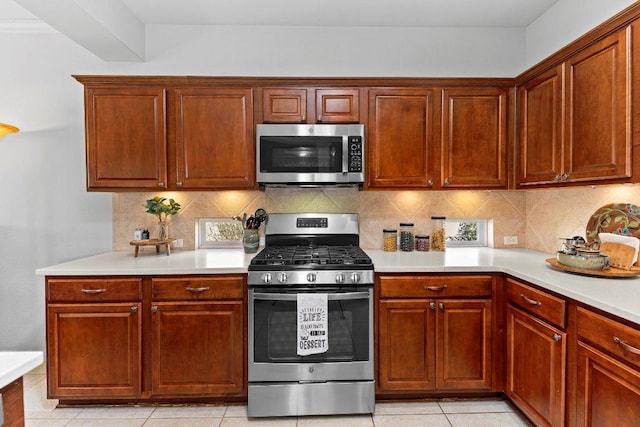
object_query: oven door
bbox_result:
[248,287,373,383]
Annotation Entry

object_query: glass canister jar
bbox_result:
[431,216,446,251]
[399,223,415,251]
[416,235,430,251]
[383,229,397,252]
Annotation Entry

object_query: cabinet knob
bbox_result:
[130,306,138,313]
[300,115,306,122]
[439,302,445,310]
[158,182,165,187]
[317,115,322,122]
[561,173,570,181]
[176,181,183,187]
[429,302,436,310]
[427,179,434,187]
[553,175,561,181]
[443,178,450,186]
[151,305,158,313]
[552,333,562,342]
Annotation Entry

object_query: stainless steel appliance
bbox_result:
[247,213,374,417]
[256,124,365,186]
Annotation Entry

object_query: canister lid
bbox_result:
[399,223,414,226]
[431,216,446,220]
[383,229,397,233]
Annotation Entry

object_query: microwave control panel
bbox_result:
[348,136,363,172]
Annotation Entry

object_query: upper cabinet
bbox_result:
[84,86,168,190]
[261,87,360,123]
[518,27,632,187]
[367,88,436,189]
[170,87,254,189]
[440,87,510,189]
[76,77,256,191]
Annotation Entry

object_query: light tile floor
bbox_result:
[24,365,533,426]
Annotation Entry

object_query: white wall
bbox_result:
[0,0,633,351]
[525,0,637,68]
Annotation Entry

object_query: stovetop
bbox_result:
[249,245,373,271]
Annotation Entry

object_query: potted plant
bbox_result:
[144,196,181,241]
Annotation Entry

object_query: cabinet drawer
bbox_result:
[378,275,492,298]
[152,276,244,300]
[47,278,142,302]
[505,278,566,328]
[577,307,640,370]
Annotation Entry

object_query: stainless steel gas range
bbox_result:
[247,213,375,418]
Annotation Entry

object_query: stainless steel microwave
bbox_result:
[256,124,365,186]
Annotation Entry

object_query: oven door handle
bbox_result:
[252,291,370,301]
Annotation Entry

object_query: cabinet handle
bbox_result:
[443,178,450,186]
[158,181,165,187]
[186,286,210,294]
[130,306,138,313]
[439,302,445,310]
[561,173,570,181]
[552,333,561,342]
[429,302,436,310]
[176,181,183,187]
[80,288,106,295]
[151,305,158,313]
[427,179,434,187]
[424,285,448,292]
[613,336,640,355]
[301,115,306,122]
[553,174,561,182]
[317,115,322,122]
[520,294,542,306]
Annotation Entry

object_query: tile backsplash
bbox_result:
[112,184,640,254]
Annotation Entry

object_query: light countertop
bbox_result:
[36,247,640,325]
[0,352,43,388]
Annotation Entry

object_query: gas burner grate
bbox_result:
[250,245,372,268]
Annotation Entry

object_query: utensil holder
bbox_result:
[243,229,260,253]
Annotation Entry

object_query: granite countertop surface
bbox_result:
[36,247,640,325]
[0,351,43,389]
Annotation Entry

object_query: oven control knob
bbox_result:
[335,273,346,284]
[350,273,361,283]
[277,272,288,284]
[261,273,272,284]
[307,273,316,283]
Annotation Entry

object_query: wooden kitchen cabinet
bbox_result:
[150,276,245,397]
[83,85,168,190]
[376,274,493,395]
[367,88,436,188]
[505,278,566,427]
[46,278,143,399]
[440,87,510,189]
[574,306,640,426]
[170,87,255,189]
[517,27,631,187]
[261,87,359,123]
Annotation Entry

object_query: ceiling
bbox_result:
[1,0,560,61]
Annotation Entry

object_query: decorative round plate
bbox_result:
[585,203,640,243]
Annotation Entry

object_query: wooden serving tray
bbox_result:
[545,258,640,278]
[130,238,176,257]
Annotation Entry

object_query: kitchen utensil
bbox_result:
[254,208,268,225]
[598,232,640,265]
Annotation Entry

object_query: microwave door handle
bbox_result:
[252,291,370,301]
[342,136,349,174]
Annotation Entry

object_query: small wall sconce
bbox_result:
[0,123,19,139]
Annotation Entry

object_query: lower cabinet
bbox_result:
[505,278,566,427]
[45,275,245,402]
[574,306,640,427]
[376,274,493,395]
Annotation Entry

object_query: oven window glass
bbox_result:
[259,136,343,173]
[252,292,370,363]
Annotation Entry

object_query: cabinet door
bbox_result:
[151,301,244,396]
[575,341,640,427]
[518,66,564,186]
[368,88,435,188]
[506,305,566,427]
[172,87,254,189]
[564,28,631,183]
[47,303,142,398]
[262,88,307,123]
[85,86,167,190]
[441,88,509,189]
[378,299,436,392]
[316,88,359,123]
[437,299,492,390]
